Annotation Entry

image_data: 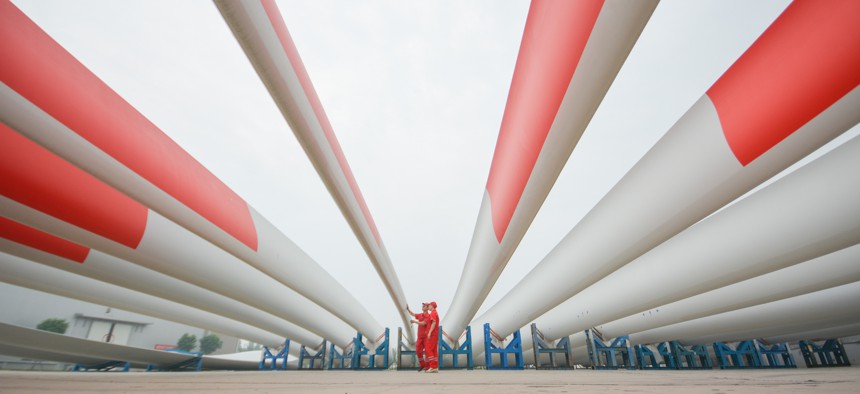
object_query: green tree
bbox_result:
[36,318,69,334]
[176,333,197,352]
[199,334,223,355]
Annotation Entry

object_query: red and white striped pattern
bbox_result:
[0,126,356,347]
[443,0,659,340]
[214,0,411,340]
[0,0,382,342]
[531,139,860,340]
[472,0,860,350]
[0,216,321,348]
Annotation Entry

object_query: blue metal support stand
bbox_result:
[483,323,523,370]
[298,340,326,370]
[657,342,678,369]
[396,327,418,370]
[799,339,851,368]
[259,340,290,370]
[585,329,635,370]
[352,328,390,370]
[327,341,354,370]
[756,341,796,368]
[634,344,674,369]
[669,341,712,369]
[72,360,131,372]
[713,341,762,369]
[530,323,571,369]
[439,325,473,370]
[147,349,203,372]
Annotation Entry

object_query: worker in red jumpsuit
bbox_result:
[407,303,429,371]
[424,301,440,373]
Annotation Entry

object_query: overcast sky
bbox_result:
[10,0,859,335]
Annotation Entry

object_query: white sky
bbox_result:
[10,0,859,335]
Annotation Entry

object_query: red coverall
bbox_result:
[425,309,440,369]
[412,311,428,369]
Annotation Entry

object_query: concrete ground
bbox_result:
[1,368,858,393]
